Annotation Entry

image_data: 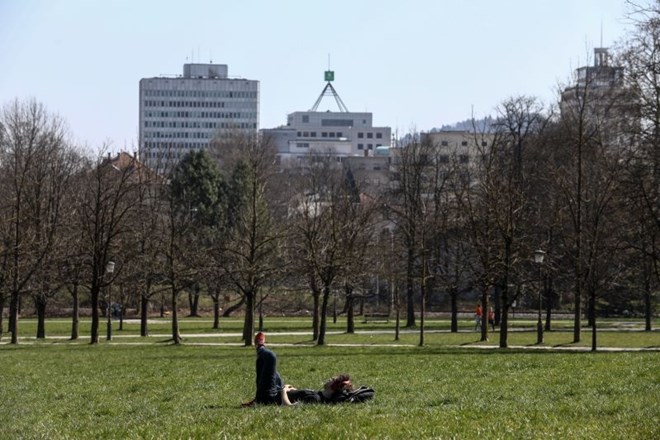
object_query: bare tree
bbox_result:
[557,48,631,348]
[78,151,140,344]
[0,99,73,344]
[619,1,660,330]
[214,134,282,346]
[386,134,434,328]
[287,157,338,341]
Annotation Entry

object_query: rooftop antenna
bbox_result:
[310,54,350,112]
[600,18,604,47]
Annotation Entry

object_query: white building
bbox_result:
[422,130,494,166]
[262,71,391,165]
[139,63,259,172]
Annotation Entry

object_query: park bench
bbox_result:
[363,312,390,323]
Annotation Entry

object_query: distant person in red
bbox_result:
[488,307,495,331]
[474,304,482,331]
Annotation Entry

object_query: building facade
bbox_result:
[139,63,259,172]
[422,130,494,166]
[560,48,637,148]
[262,71,391,165]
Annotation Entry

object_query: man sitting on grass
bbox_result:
[242,332,293,407]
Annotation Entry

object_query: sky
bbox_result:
[0,0,637,153]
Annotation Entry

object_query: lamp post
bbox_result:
[534,250,546,344]
[105,260,115,341]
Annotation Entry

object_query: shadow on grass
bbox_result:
[203,404,245,410]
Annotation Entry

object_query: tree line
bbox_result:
[1,3,658,349]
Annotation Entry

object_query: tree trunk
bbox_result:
[406,247,416,327]
[309,272,320,340]
[171,286,180,344]
[258,296,264,332]
[118,302,124,331]
[587,294,595,327]
[346,286,354,334]
[544,277,553,332]
[394,281,400,341]
[35,296,46,339]
[90,284,100,344]
[419,279,425,347]
[493,284,501,326]
[573,136,583,344]
[223,296,245,317]
[644,256,652,332]
[332,289,337,324]
[188,292,200,317]
[0,291,4,340]
[140,294,149,337]
[70,284,79,340]
[318,285,331,346]
[499,284,509,349]
[212,295,220,330]
[450,288,458,333]
[242,291,255,346]
[480,290,489,342]
[312,289,320,341]
[591,287,597,352]
[9,290,18,344]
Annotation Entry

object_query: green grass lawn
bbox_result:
[1,318,659,439]
[4,316,660,349]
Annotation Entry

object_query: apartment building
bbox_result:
[139,63,259,172]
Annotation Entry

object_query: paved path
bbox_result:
[2,328,658,352]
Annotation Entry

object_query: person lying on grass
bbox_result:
[241,332,374,407]
[284,374,366,405]
[245,373,374,407]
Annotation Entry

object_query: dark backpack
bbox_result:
[332,386,375,404]
[287,389,322,404]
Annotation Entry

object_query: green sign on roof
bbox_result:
[324,70,334,82]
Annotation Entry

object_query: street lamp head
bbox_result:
[534,249,546,264]
[106,261,115,274]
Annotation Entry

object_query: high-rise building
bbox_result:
[262,71,391,165]
[560,48,636,148]
[139,63,259,172]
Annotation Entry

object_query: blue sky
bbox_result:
[0,0,634,152]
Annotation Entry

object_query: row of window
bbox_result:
[296,131,344,138]
[144,121,249,129]
[357,132,383,139]
[143,100,256,109]
[439,140,488,147]
[299,115,369,126]
[143,111,256,120]
[143,143,205,154]
[144,124,256,139]
[294,142,384,150]
[145,131,214,140]
[294,131,385,140]
[357,144,383,150]
[143,90,257,99]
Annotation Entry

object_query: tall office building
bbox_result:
[139,63,259,172]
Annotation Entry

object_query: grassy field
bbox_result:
[1,317,659,439]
